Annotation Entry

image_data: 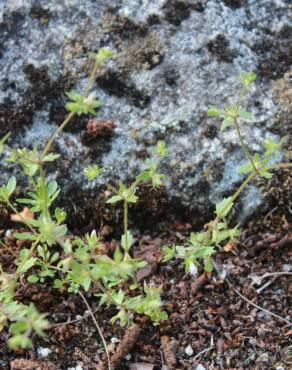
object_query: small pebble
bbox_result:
[37,347,52,358]
[111,337,120,344]
[185,344,193,356]
[189,262,198,276]
[5,229,12,238]
[67,364,83,370]
[195,365,206,370]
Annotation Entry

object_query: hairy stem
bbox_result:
[216,171,257,220]
[216,161,292,221]
[123,199,129,255]
[41,112,75,158]
[233,116,258,174]
[42,55,103,158]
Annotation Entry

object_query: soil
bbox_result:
[0,185,291,370]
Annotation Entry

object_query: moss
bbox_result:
[163,0,192,27]
[0,65,73,136]
[253,25,292,80]
[96,70,151,108]
[29,5,51,24]
[223,0,243,9]
[207,34,235,63]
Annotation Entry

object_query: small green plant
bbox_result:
[163,71,291,274]
[106,141,167,260]
[0,47,167,352]
[0,49,291,362]
[0,301,48,349]
[84,164,103,180]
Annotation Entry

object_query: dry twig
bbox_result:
[79,291,112,370]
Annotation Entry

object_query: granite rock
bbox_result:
[0,0,291,227]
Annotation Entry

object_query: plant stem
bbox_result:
[123,199,129,254]
[41,111,75,158]
[39,164,49,218]
[217,171,257,220]
[83,59,102,98]
[216,161,292,221]
[79,291,112,370]
[233,116,258,174]
[42,55,103,158]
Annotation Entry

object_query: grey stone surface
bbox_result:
[0,0,291,225]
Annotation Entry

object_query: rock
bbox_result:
[185,344,194,356]
[195,365,206,370]
[0,0,291,228]
[37,346,53,359]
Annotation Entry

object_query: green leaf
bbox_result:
[50,252,59,264]
[238,161,253,174]
[7,177,16,196]
[15,232,37,241]
[8,335,32,349]
[220,116,233,131]
[106,195,123,204]
[82,276,92,292]
[207,106,221,117]
[97,48,114,64]
[115,290,125,305]
[215,197,234,218]
[204,258,213,273]
[156,140,168,157]
[263,136,286,158]
[63,239,72,254]
[53,279,63,288]
[259,170,273,179]
[239,71,256,87]
[114,247,123,262]
[18,257,37,274]
[0,132,11,155]
[121,231,134,252]
[84,164,103,180]
[55,207,67,224]
[239,110,252,121]
[42,153,60,162]
[10,321,30,334]
[127,192,138,203]
[162,246,176,262]
[136,171,151,182]
[66,91,102,116]
[175,245,186,257]
[27,275,39,283]
[65,90,82,102]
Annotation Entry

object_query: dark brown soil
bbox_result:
[0,200,291,370]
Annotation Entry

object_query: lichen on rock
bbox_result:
[0,0,291,228]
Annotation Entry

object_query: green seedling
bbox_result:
[0,47,168,352]
[164,71,291,275]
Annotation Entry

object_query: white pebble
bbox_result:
[67,364,83,370]
[185,344,193,356]
[37,347,52,358]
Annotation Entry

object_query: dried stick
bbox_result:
[79,291,112,370]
